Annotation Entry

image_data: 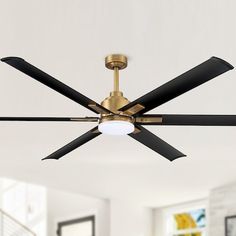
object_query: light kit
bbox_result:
[0,54,235,161]
[98,120,134,136]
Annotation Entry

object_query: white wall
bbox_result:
[47,188,110,236]
[209,182,236,236]
[110,200,153,236]
[154,208,166,236]
[47,192,154,236]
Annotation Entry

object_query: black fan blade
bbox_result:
[129,125,186,161]
[0,117,98,122]
[120,57,233,115]
[1,57,110,114]
[42,126,101,160]
[135,114,236,126]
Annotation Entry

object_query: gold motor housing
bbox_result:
[101,91,130,114]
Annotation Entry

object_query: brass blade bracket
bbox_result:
[122,104,145,116]
[70,117,99,122]
[135,116,163,124]
[88,103,111,114]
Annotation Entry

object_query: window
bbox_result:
[166,204,207,236]
[57,215,95,236]
[0,178,47,236]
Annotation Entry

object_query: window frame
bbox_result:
[57,215,95,236]
[225,215,236,236]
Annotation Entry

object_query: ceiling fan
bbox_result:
[1,54,235,161]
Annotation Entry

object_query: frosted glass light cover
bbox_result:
[98,120,135,135]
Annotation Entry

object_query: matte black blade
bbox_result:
[42,126,101,160]
[136,114,236,126]
[120,57,234,115]
[0,117,99,122]
[129,125,186,161]
[1,57,110,114]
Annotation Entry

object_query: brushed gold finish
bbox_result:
[70,117,99,122]
[105,54,128,70]
[88,103,110,114]
[123,104,145,116]
[100,53,145,127]
[135,116,163,123]
[99,114,134,130]
[114,67,119,91]
[100,114,134,124]
[101,91,130,114]
[101,54,131,114]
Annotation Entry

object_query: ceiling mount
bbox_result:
[105,54,128,70]
[0,55,235,161]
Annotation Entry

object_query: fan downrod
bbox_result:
[101,54,130,114]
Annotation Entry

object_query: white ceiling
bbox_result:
[0,0,236,207]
